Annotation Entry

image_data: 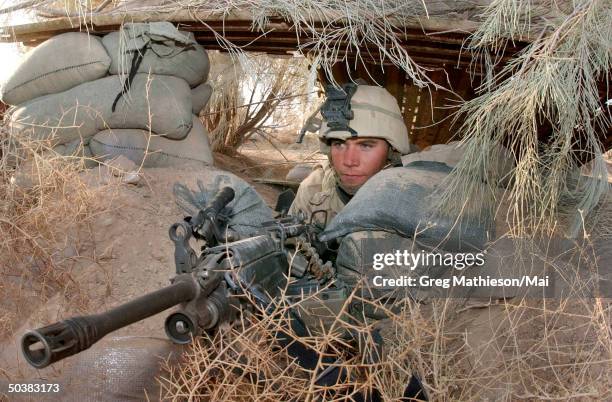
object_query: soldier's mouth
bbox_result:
[340,174,367,184]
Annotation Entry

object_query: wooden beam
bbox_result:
[0,9,483,43]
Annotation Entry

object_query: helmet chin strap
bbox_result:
[387,148,403,167]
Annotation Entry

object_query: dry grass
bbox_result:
[159,235,611,401]
[0,121,109,339]
[440,0,611,238]
[203,52,315,154]
[159,300,612,400]
[6,1,442,89]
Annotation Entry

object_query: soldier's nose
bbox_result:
[343,145,360,167]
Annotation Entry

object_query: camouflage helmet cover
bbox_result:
[318,84,411,155]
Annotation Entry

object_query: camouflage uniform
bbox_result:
[287,161,346,231]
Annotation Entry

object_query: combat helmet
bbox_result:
[318,83,411,155]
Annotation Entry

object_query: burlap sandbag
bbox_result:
[191,83,212,114]
[9,73,192,145]
[319,161,494,252]
[402,141,515,186]
[1,33,111,106]
[89,116,213,167]
[173,170,274,238]
[335,230,449,304]
[102,22,210,87]
[54,138,98,168]
[286,163,315,182]
[0,336,181,402]
[335,230,539,304]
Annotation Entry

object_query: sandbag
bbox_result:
[1,33,111,106]
[10,73,192,145]
[173,170,274,237]
[319,161,494,252]
[286,163,315,182]
[402,141,515,186]
[401,141,465,167]
[102,22,210,87]
[0,336,181,402]
[54,137,88,156]
[191,83,212,114]
[54,138,98,168]
[89,116,213,167]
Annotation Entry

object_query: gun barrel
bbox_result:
[208,187,235,215]
[21,275,198,369]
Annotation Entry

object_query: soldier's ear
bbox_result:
[275,189,296,216]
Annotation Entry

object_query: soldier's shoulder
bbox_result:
[297,161,331,192]
[289,161,340,219]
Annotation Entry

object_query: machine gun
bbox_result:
[21,186,330,369]
[20,186,427,400]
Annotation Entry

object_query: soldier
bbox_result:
[287,84,429,400]
[289,84,413,229]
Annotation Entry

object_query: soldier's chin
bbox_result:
[338,181,363,195]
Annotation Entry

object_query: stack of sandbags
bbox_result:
[2,22,214,168]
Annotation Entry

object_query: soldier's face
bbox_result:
[330,137,389,192]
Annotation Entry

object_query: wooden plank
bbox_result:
[384,65,405,104]
[1,11,522,72]
[410,69,462,148]
[0,9,484,43]
[197,36,474,60]
[433,67,475,144]
[402,66,480,148]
